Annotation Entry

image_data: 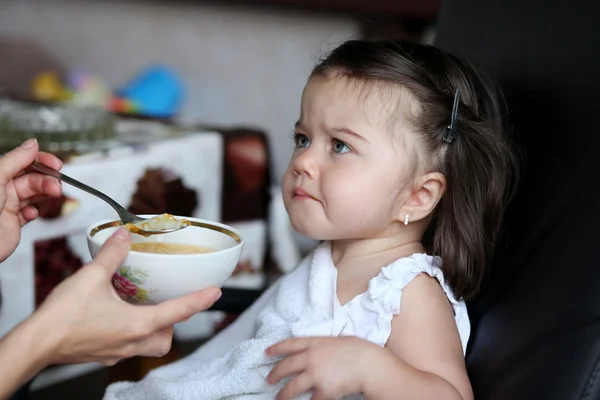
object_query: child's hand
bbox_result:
[266,336,381,400]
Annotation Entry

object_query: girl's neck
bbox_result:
[330,233,425,265]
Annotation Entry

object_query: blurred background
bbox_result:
[0,0,440,398]
[0,0,437,182]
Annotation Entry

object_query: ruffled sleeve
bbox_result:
[348,254,470,353]
[368,254,460,315]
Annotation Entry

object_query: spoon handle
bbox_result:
[29,160,136,224]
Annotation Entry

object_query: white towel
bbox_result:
[104,244,343,400]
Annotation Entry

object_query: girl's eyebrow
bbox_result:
[331,127,369,143]
[294,121,369,143]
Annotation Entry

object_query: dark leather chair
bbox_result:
[434,0,600,398]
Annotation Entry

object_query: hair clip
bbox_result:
[442,88,461,143]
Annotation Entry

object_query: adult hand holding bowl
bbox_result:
[87,215,244,304]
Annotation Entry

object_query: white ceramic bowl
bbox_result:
[86,215,244,304]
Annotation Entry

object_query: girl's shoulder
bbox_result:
[369,253,449,314]
[361,253,471,352]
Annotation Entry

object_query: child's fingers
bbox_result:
[267,338,313,356]
[276,373,313,400]
[267,352,307,384]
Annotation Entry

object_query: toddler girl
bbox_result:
[105,39,518,400]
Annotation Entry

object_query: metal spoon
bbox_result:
[29,160,188,235]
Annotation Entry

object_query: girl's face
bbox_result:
[282,75,418,241]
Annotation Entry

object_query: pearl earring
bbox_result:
[404,214,410,225]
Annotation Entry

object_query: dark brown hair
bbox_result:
[312,39,519,300]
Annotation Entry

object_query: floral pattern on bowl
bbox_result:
[112,266,151,304]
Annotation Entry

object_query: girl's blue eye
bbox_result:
[332,139,350,154]
[294,133,310,148]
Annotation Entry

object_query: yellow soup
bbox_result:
[130,242,214,255]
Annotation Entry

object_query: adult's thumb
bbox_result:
[144,287,222,330]
[0,139,39,186]
[92,228,131,274]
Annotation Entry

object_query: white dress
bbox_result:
[104,242,470,400]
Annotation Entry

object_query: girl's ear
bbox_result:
[397,172,446,224]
